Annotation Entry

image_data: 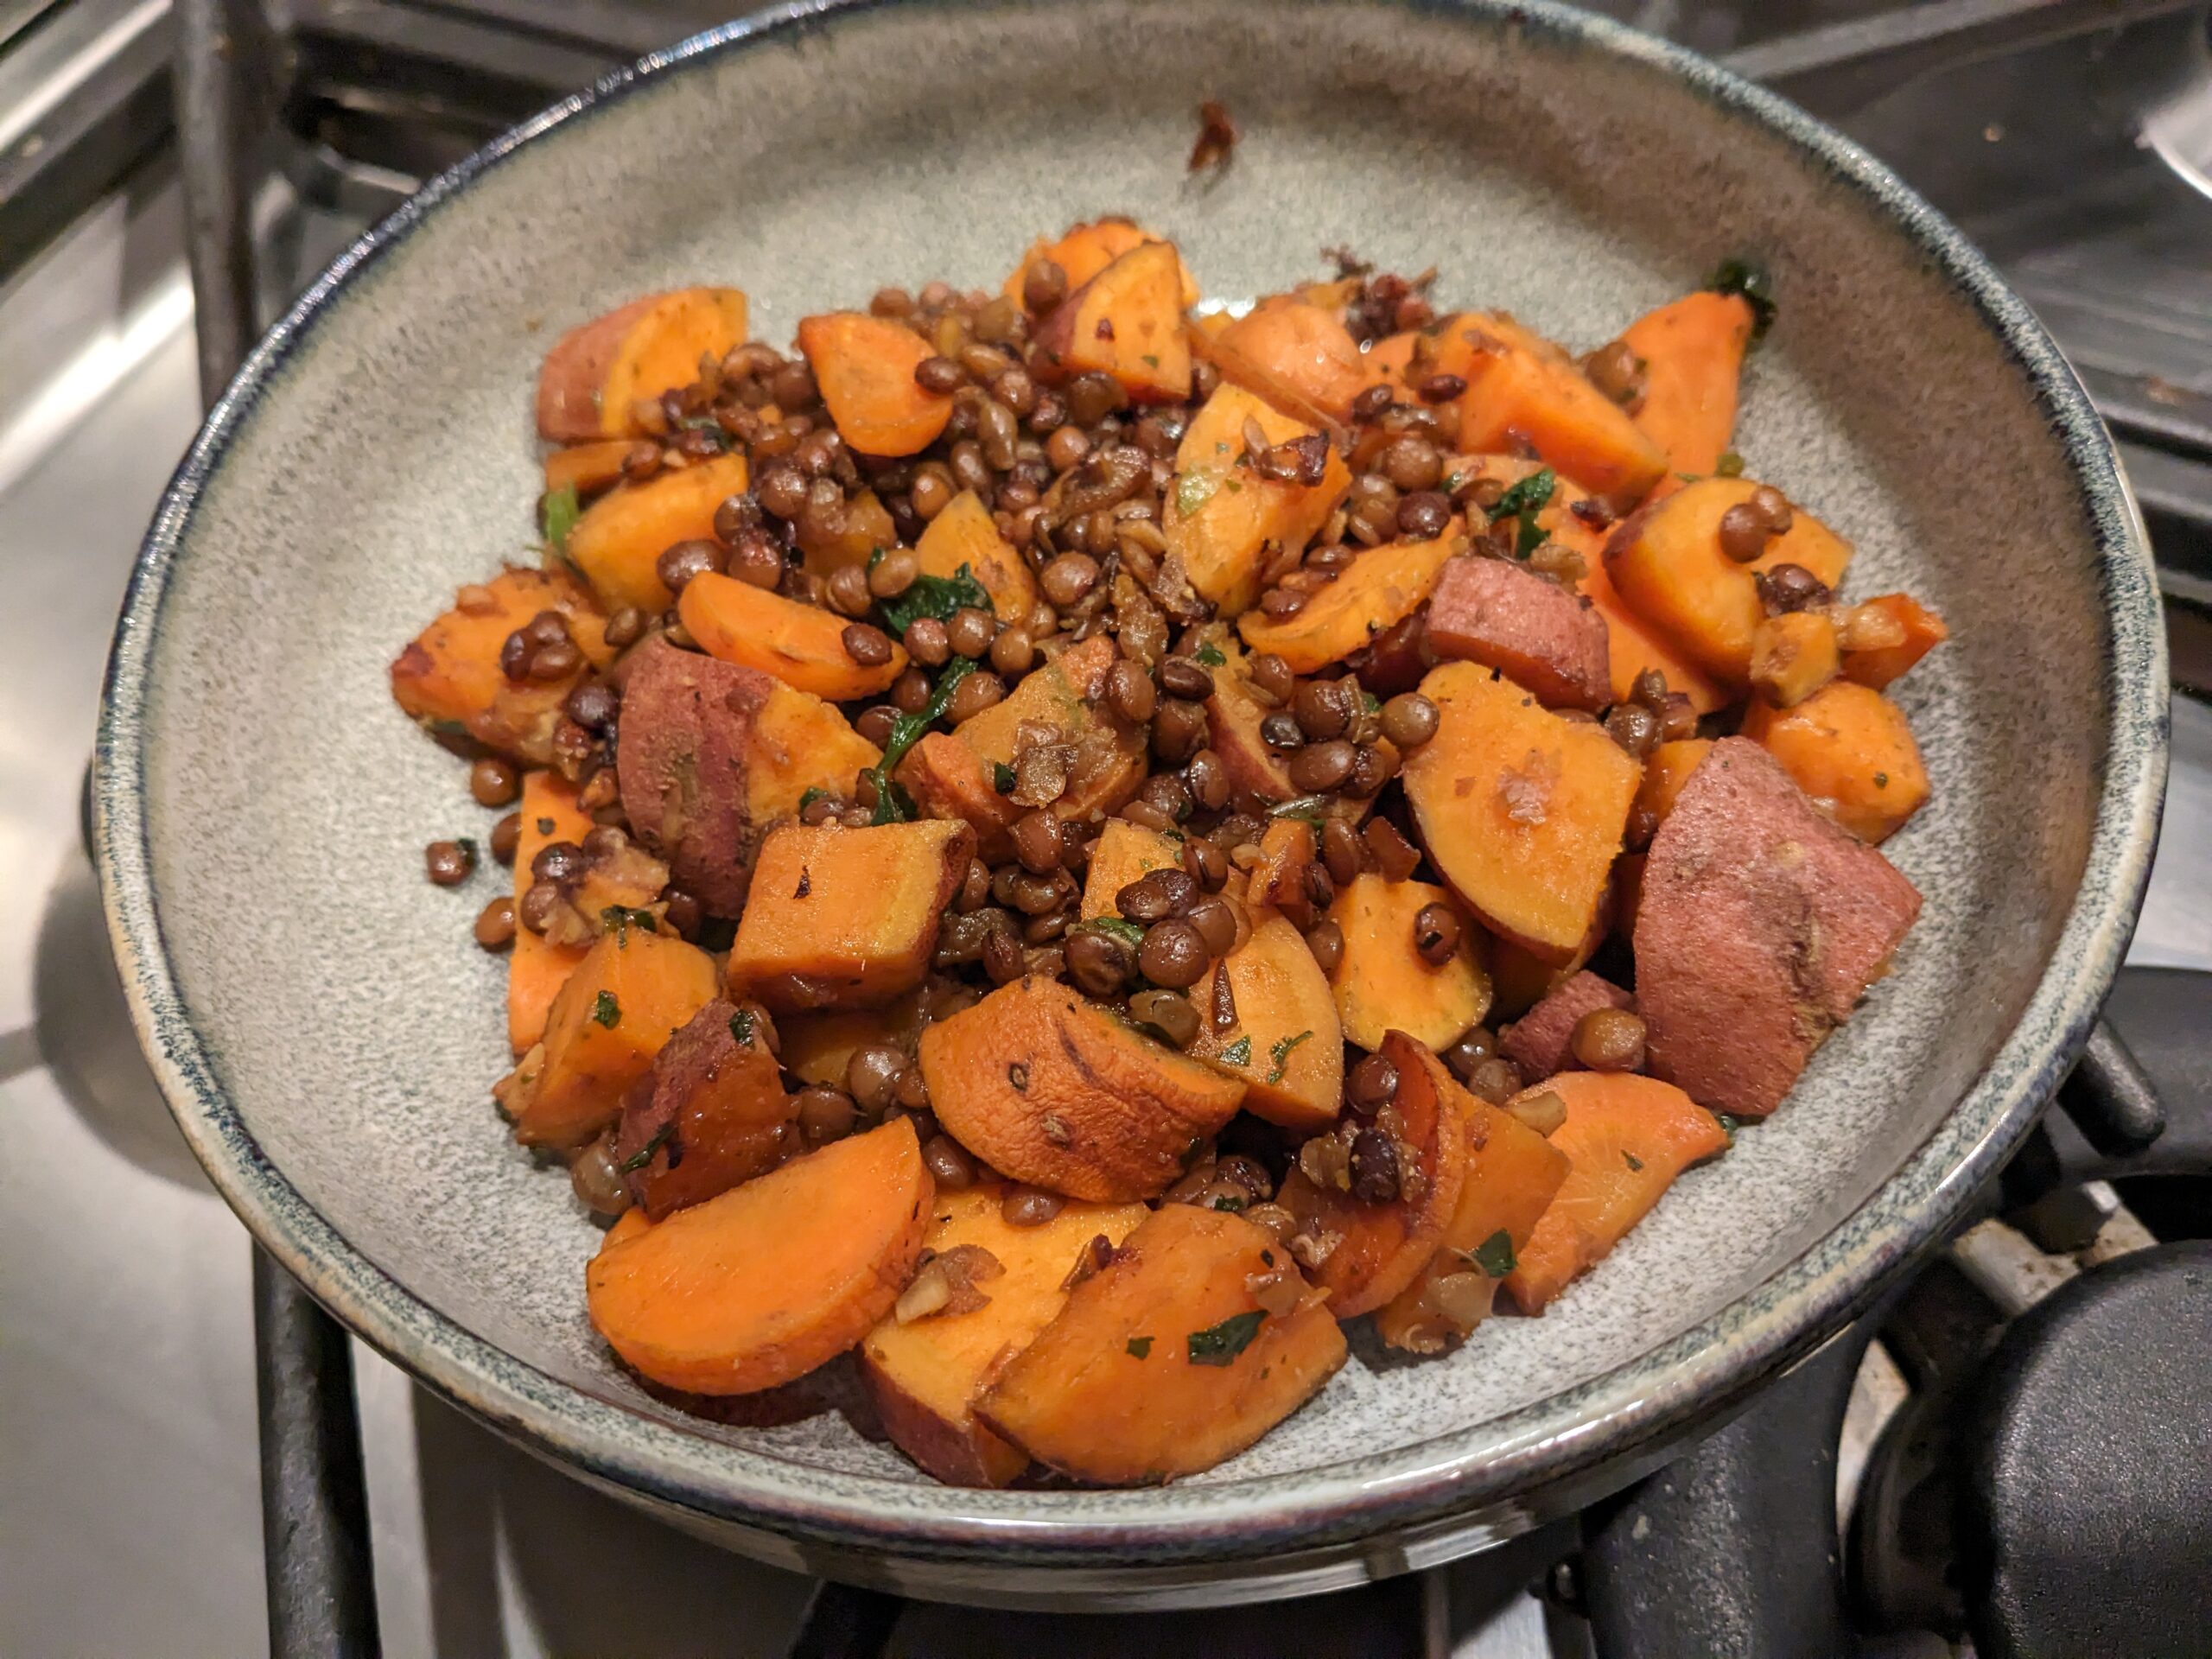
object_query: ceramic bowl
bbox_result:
[97,0,2166,1607]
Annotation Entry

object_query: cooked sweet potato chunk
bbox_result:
[587,1118,931,1394]
[1237,527,1460,674]
[1749,609,1840,709]
[615,637,772,917]
[797,312,953,457]
[536,288,748,443]
[1580,557,1727,715]
[1078,818,1185,919]
[1327,874,1491,1052]
[1210,296,1370,423]
[1003,218,1199,310]
[919,977,1246,1201]
[564,452,749,616]
[1166,385,1350,615]
[725,821,974,1012]
[1431,314,1668,500]
[678,569,908,701]
[1032,241,1191,402]
[507,772,596,1055]
[1426,554,1611,711]
[912,489,1039,621]
[1198,624,1300,804]
[975,1203,1345,1484]
[1375,1045,1570,1351]
[1403,662,1640,961]
[776,992,925,1089]
[498,925,721,1149]
[859,1183,1149,1487]
[1500,970,1634,1080]
[1742,680,1929,844]
[1502,1073,1728,1313]
[543,439,637,499]
[743,680,883,826]
[1636,738,1922,1117]
[612,997,795,1219]
[1191,914,1345,1131]
[1840,592,1948,690]
[1631,738,1713,844]
[390,567,613,762]
[1275,1029,1471,1316]
[1618,291,1755,476]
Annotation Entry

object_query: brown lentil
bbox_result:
[846,1044,907,1113]
[1039,551,1100,607]
[1396,491,1452,540]
[426,839,475,886]
[474,896,516,950]
[1304,918,1344,975]
[1605,702,1661,758]
[1127,987,1200,1049]
[1717,502,1772,563]
[855,705,898,747]
[1465,1055,1522,1105]
[988,626,1035,677]
[1348,1128,1402,1203]
[1414,902,1461,964]
[1151,699,1209,763]
[796,1084,859,1146]
[842,622,895,667]
[1001,1185,1066,1227]
[944,670,1006,723]
[1289,738,1357,794]
[826,564,873,617]
[1379,692,1439,750]
[1572,1007,1649,1072]
[906,615,951,667]
[1346,1052,1399,1115]
[982,926,1026,985]
[1138,918,1209,988]
[1184,896,1239,957]
[946,606,995,659]
[1066,928,1134,997]
[1117,867,1197,923]
[1747,484,1794,533]
[1321,817,1365,887]
[470,754,521,807]
[1105,658,1157,723]
[868,546,919,599]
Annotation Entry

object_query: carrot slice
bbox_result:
[1620,291,1755,476]
[1033,242,1192,402]
[797,312,954,457]
[678,569,908,701]
[507,772,595,1055]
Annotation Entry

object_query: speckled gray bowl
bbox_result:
[97,0,2167,1608]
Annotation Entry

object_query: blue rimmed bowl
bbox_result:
[96,0,2166,1607]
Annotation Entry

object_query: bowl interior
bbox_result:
[119,0,2129,1538]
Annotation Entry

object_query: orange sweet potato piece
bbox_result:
[1426,554,1611,711]
[1003,218,1199,309]
[543,439,638,499]
[1191,914,1345,1131]
[1375,1046,1570,1351]
[1618,291,1755,476]
[796,312,953,457]
[1165,385,1350,615]
[537,288,748,442]
[678,569,908,701]
[390,567,613,762]
[1198,624,1300,804]
[1490,928,1597,1021]
[1636,738,1923,1117]
[588,1118,931,1394]
[565,452,751,616]
[614,636,773,916]
[1078,818,1185,918]
[975,1203,1346,1484]
[1503,1073,1728,1313]
[1327,874,1491,1052]
[1403,662,1640,960]
[1602,477,1852,689]
[1361,327,1428,392]
[1750,609,1840,709]
[1841,592,1948,690]
[797,486,899,577]
[1237,527,1460,674]
[1633,738,1713,842]
[1433,314,1668,501]
[1276,1028,1472,1316]
[1248,816,1319,921]
[507,772,596,1054]
[1499,971,1633,1080]
[1741,681,1929,844]
[1032,241,1192,402]
[776,991,925,1089]
[919,977,1246,1201]
[912,489,1039,621]
[859,1183,1149,1486]
[744,679,882,824]
[612,997,795,1219]
[499,926,721,1149]
[1210,296,1370,423]
[725,821,975,1012]
[1580,557,1728,715]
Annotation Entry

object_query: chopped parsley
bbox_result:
[1208,1194,1247,1212]
[993,760,1017,795]
[1126,1336,1154,1359]
[728,1008,757,1047]
[1174,472,1219,517]
[879,561,994,639]
[540,483,581,552]
[620,1122,673,1173]
[1706,257,1777,342]
[456,836,479,861]
[1267,795,1330,828]
[1187,1309,1268,1366]
[1266,1029,1313,1084]
[1195,642,1226,668]
[1715,450,1746,477]
[599,905,658,942]
[1468,1229,1517,1278]
[591,990,621,1028]
[1220,1035,1253,1067]
[861,657,976,823]
[1716,1112,1751,1147]
[797,786,832,813]
[1488,467,1555,559]
[1076,916,1147,949]
[1624,1150,1645,1172]
[1141,353,1161,367]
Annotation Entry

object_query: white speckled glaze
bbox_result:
[98,0,2165,1607]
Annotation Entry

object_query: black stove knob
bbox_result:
[1959,1241,2212,1659]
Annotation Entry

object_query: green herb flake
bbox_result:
[1266,1030,1313,1084]
[591,990,621,1028]
[1441,470,1465,497]
[1223,479,1243,494]
[1706,257,1777,342]
[728,1008,757,1046]
[540,483,582,551]
[1516,513,1551,559]
[1187,1309,1268,1367]
[993,760,1017,795]
[1208,1194,1247,1213]
[1077,915,1147,949]
[1488,467,1555,524]
[1468,1229,1517,1278]
[1141,353,1161,367]
[1624,1150,1645,1172]
[456,836,479,861]
[1715,450,1746,478]
[861,657,978,817]
[798,786,832,813]
[1267,795,1330,829]
[1220,1035,1253,1067]
[880,562,994,639]
[868,779,918,825]
[619,1122,673,1173]
[599,904,658,942]
[1195,642,1226,668]
[1175,471,1220,517]
[1361,691,1382,715]
[1126,1336,1154,1359]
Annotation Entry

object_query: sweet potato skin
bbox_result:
[858,1183,1149,1487]
[1237,527,1460,674]
[1327,874,1491,1052]
[975,1203,1346,1484]
[797,313,953,457]
[1500,971,1634,1080]
[565,453,750,616]
[1191,914,1346,1130]
[1426,555,1611,711]
[536,288,747,442]
[508,772,596,1054]
[1619,291,1755,476]
[615,636,772,917]
[587,1118,931,1394]
[919,977,1246,1201]
[390,567,613,763]
[1166,386,1350,616]
[1742,680,1929,844]
[678,569,908,702]
[1635,737,1923,1117]
[612,996,795,1219]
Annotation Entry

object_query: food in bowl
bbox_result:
[389,219,1942,1487]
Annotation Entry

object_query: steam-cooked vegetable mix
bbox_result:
[391,219,1942,1487]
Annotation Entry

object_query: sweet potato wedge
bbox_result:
[1749,610,1840,709]
[975,1203,1346,1484]
[726,821,975,1012]
[612,997,795,1219]
[1840,592,1948,690]
[678,569,908,702]
[1276,1028,1472,1316]
[536,288,748,442]
[1425,554,1611,711]
[1618,291,1755,476]
[1632,738,1713,842]
[1191,914,1346,1131]
[543,439,637,499]
[1636,738,1923,1117]
[1403,662,1640,961]
[1741,680,1929,844]
[499,925,721,1149]
[563,452,749,617]
[1165,385,1350,616]
[776,991,926,1089]
[1502,1073,1728,1313]
[1003,218,1199,310]
[1247,816,1319,922]
[797,312,952,457]
[1078,818,1185,919]
[390,566,613,763]
[1375,1046,1570,1351]
[1602,478,1852,689]
[1210,296,1370,423]
[587,1117,931,1394]
[1198,623,1300,805]
[615,636,773,916]
[1237,527,1461,675]
[508,772,596,1054]
[1327,874,1491,1052]
[1032,240,1192,403]
[1432,314,1669,501]
[1580,557,1728,715]
[1499,970,1634,1080]
[918,976,1246,1201]
[858,1183,1149,1487]
[744,679,883,825]
[796,486,899,577]
[912,489,1038,621]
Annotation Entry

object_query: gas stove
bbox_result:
[2,3,2208,1656]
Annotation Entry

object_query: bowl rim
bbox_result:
[95,0,2168,1567]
